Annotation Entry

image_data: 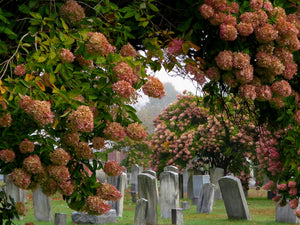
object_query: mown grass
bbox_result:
[12,188,293,225]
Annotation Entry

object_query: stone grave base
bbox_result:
[71,209,117,224]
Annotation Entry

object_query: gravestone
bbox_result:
[179,173,184,199]
[138,173,158,225]
[218,176,251,220]
[54,213,67,225]
[187,168,203,199]
[160,171,180,218]
[143,170,156,178]
[210,167,224,200]
[33,187,53,222]
[192,175,210,205]
[96,169,107,183]
[182,201,190,210]
[107,172,127,217]
[143,170,159,201]
[131,164,143,192]
[71,209,117,224]
[276,201,300,223]
[197,183,215,213]
[4,175,26,220]
[134,198,148,225]
[182,169,188,194]
[171,208,183,225]
[164,165,179,173]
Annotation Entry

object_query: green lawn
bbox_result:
[12,188,292,225]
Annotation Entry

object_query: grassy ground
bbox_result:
[12,188,292,225]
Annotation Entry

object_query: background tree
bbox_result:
[150,92,258,190]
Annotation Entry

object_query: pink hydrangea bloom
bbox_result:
[113,62,136,85]
[112,80,135,99]
[199,4,214,19]
[277,183,287,191]
[142,76,166,99]
[19,96,54,127]
[19,138,35,154]
[60,132,79,147]
[233,52,251,70]
[237,22,254,36]
[271,80,292,97]
[50,148,71,166]
[15,202,27,216]
[250,0,263,11]
[103,122,126,141]
[85,32,114,56]
[167,38,184,55]
[47,165,70,183]
[92,137,105,149]
[67,105,94,132]
[59,180,74,196]
[215,50,233,71]
[60,0,85,24]
[239,84,256,100]
[97,182,122,201]
[125,122,148,141]
[120,43,137,57]
[288,181,297,188]
[75,142,95,160]
[59,48,75,63]
[256,85,272,101]
[235,65,254,84]
[289,199,299,209]
[255,23,278,43]
[219,23,237,41]
[23,155,43,174]
[0,149,15,163]
[289,187,298,196]
[103,160,123,177]
[85,196,111,215]
[9,168,31,189]
[14,64,26,76]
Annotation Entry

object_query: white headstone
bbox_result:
[134,198,148,225]
[218,176,251,220]
[164,165,179,173]
[107,172,127,217]
[138,173,158,225]
[131,164,143,192]
[160,171,180,218]
[33,187,52,222]
[192,175,210,204]
[197,183,215,213]
[210,167,224,200]
[171,208,183,225]
[71,209,117,224]
[276,201,300,223]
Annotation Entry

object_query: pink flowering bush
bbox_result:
[151,93,258,186]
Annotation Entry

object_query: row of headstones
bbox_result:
[130,165,300,225]
[2,172,127,225]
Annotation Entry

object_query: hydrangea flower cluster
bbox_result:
[103,122,126,141]
[97,182,122,201]
[14,64,26,76]
[9,168,31,189]
[23,155,43,174]
[19,96,54,127]
[19,139,35,154]
[74,142,95,160]
[103,160,123,177]
[142,76,166,99]
[59,48,75,63]
[67,105,94,132]
[60,0,85,24]
[84,196,111,215]
[112,80,135,99]
[15,202,27,216]
[113,62,136,85]
[50,148,71,166]
[0,149,15,163]
[92,137,105,149]
[199,0,300,114]
[120,43,137,57]
[85,32,115,56]
[125,122,147,141]
[167,38,184,55]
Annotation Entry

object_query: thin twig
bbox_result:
[0,32,30,80]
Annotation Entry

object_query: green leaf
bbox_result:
[124,10,135,18]
[30,12,42,20]
[60,18,69,32]
[140,2,146,9]
[148,3,159,12]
